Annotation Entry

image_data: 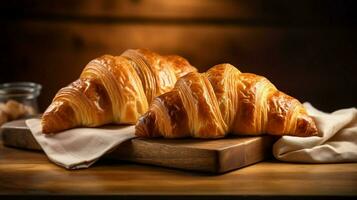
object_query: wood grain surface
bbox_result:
[0,140,356,197]
[1,119,275,173]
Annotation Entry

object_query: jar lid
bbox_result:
[0,82,42,100]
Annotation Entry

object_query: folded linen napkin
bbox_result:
[273,102,357,163]
[25,119,135,169]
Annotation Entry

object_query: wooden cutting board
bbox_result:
[1,119,275,173]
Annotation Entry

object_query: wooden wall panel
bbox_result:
[2,0,258,20]
[0,0,356,113]
[2,0,355,25]
[1,20,356,112]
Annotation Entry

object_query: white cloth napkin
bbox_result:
[25,119,135,169]
[273,102,357,163]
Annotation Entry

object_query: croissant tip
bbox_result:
[135,111,158,138]
[305,116,319,137]
[299,126,319,137]
[41,121,50,134]
[41,113,57,134]
[310,123,319,136]
[40,101,77,134]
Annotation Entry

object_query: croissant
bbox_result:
[136,63,318,138]
[42,49,196,133]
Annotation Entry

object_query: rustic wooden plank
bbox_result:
[1,121,41,151]
[1,119,275,173]
[0,140,356,196]
[112,136,274,173]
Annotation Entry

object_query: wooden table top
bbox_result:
[0,140,356,198]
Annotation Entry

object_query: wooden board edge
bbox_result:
[1,126,42,151]
[217,136,275,173]
[109,139,219,173]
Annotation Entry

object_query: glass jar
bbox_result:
[0,82,42,123]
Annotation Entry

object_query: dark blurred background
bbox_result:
[0,0,356,112]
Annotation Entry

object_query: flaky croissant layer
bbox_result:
[135,64,318,138]
[42,49,196,133]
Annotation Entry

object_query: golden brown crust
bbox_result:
[135,63,318,138]
[176,72,227,138]
[42,49,196,133]
[42,100,76,133]
[136,90,190,138]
